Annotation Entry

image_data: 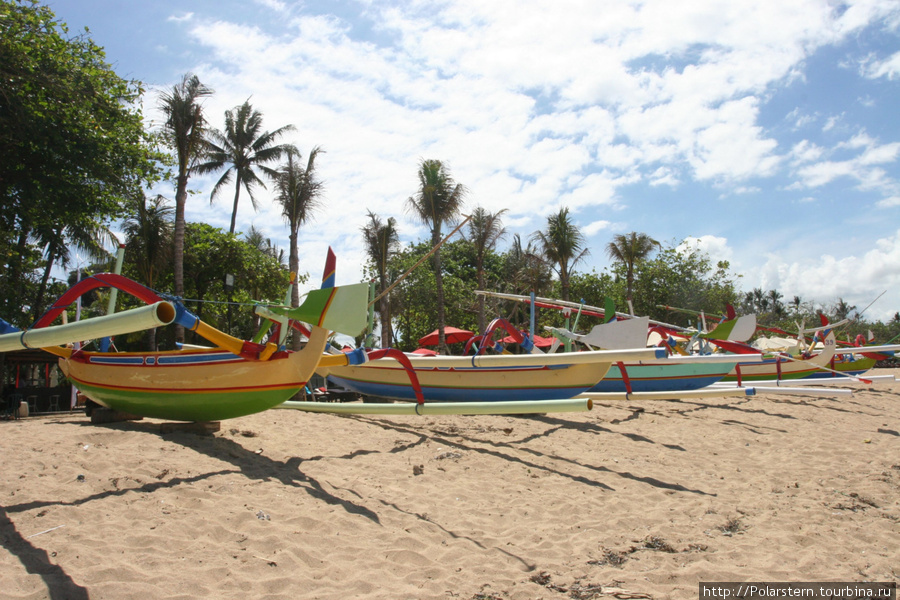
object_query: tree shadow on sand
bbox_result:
[351,416,715,496]
[88,420,384,524]
[0,505,90,600]
[2,466,230,600]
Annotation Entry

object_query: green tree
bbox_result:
[630,244,739,326]
[832,298,857,322]
[387,239,501,352]
[605,231,660,310]
[362,210,400,347]
[180,222,289,343]
[531,207,589,302]
[1,0,159,322]
[157,73,213,343]
[199,100,295,234]
[406,159,467,352]
[244,225,285,266]
[467,207,507,333]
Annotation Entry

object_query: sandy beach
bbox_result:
[2,369,898,600]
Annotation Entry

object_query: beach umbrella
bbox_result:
[500,333,555,348]
[418,326,475,346]
[411,347,438,356]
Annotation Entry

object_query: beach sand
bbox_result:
[2,369,898,599]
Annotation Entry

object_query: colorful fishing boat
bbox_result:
[317,346,668,403]
[589,358,743,393]
[5,272,370,422]
[717,330,838,384]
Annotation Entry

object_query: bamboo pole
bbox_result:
[277,397,592,415]
[0,302,176,353]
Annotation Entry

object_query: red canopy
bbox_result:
[500,334,556,348]
[410,347,438,356]
[418,326,475,346]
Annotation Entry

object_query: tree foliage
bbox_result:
[0,0,160,325]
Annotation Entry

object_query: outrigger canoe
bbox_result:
[589,356,749,393]
[317,346,668,403]
[717,330,838,384]
[4,273,370,422]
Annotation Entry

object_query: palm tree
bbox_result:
[199,100,295,234]
[158,73,213,344]
[507,234,553,296]
[245,225,285,265]
[467,206,507,333]
[122,193,174,289]
[406,159,467,352]
[274,146,325,314]
[532,207,589,302]
[767,289,785,319]
[30,221,116,320]
[605,231,659,308]
[122,193,174,349]
[832,298,857,321]
[362,210,400,347]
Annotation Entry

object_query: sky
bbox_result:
[47,0,900,322]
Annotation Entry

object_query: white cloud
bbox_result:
[678,235,734,263]
[864,50,900,79]
[138,0,900,305]
[166,12,193,23]
[744,229,900,322]
[583,220,613,236]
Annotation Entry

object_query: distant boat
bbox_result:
[318,346,667,403]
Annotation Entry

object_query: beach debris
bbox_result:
[76,474,85,482]
[27,525,65,539]
[434,450,463,461]
[719,517,744,535]
[528,572,605,599]
[413,464,425,475]
[640,535,677,553]
[256,510,270,521]
[229,428,258,438]
[588,548,628,567]
[253,555,277,566]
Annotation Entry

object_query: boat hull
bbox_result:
[803,356,876,379]
[60,329,328,421]
[721,332,837,383]
[589,361,734,393]
[320,359,612,403]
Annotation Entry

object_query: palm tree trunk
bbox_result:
[289,228,302,351]
[560,263,570,302]
[229,174,243,235]
[476,265,486,334]
[433,232,447,353]
[174,175,188,344]
[379,294,392,347]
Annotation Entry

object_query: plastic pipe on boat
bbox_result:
[0,301,176,353]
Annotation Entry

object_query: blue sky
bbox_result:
[48,0,900,321]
